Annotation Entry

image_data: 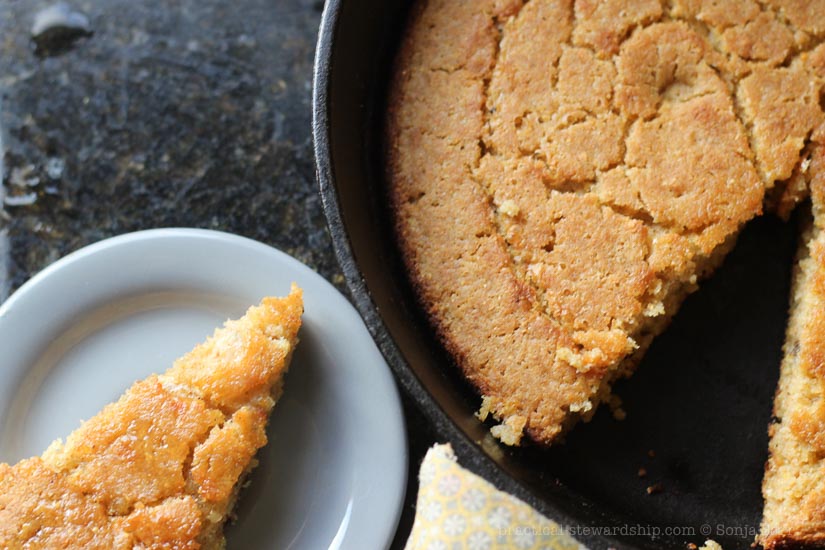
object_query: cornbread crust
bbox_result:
[387,0,825,445]
[0,287,303,549]
[760,132,825,550]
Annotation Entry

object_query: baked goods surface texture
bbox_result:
[387,0,825,446]
[761,145,825,550]
[0,287,303,550]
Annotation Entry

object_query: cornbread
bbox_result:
[760,138,825,549]
[387,0,825,446]
[0,287,303,549]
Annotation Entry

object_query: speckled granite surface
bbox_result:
[0,0,431,546]
[0,0,335,297]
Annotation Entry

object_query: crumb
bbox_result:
[648,449,656,458]
[637,467,647,478]
[643,301,665,317]
[489,415,527,446]
[569,399,593,413]
[499,199,520,217]
[687,544,698,550]
[476,396,493,422]
[646,483,663,495]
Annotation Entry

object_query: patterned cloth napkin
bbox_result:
[404,444,584,550]
[404,444,726,550]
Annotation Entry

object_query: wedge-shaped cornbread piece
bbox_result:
[761,154,825,549]
[0,286,303,549]
[387,0,825,446]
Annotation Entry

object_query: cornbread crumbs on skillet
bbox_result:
[0,286,303,549]
[386,0,825,447]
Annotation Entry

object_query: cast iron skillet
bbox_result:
[312,1,797,548]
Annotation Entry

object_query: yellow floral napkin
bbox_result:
[404,444,585,550]
[404,444,726,550]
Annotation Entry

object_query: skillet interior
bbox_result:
[313,1,797,547]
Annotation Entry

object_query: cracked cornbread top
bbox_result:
[387,0,825,445]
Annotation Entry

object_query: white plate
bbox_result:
[0,228,407,550]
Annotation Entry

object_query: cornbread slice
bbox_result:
[761,141,825,549]
[387,0,825,446]
[0,286,303,549]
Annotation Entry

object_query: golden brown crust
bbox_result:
[0,287,303,549]
[387,0,825,446]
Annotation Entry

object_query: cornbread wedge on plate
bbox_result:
[0,286,302,549]
[761,143,825,549]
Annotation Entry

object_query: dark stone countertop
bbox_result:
[0,0,434,546]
